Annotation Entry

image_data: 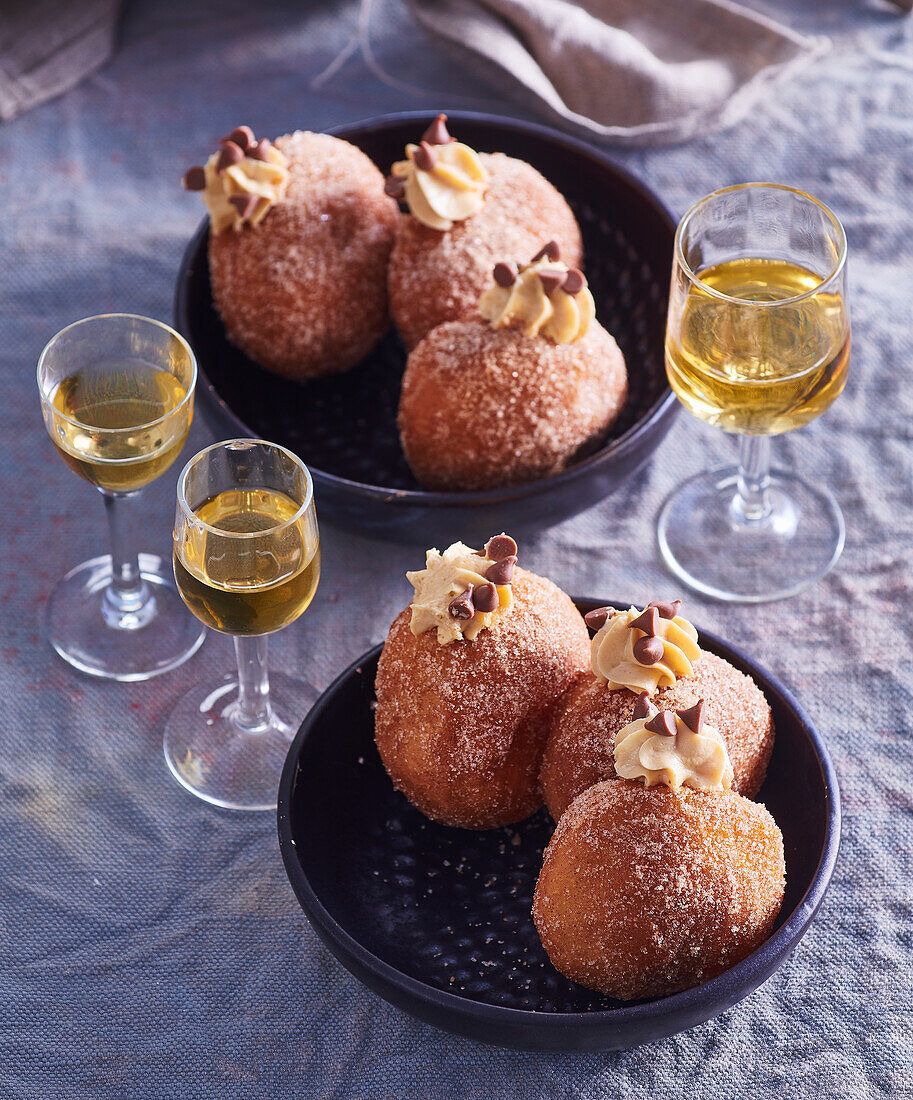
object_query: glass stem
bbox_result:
[233,635,272,731]
[731,435,773,526]
[102,491,150,613]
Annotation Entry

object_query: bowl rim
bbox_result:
[277,597,841,1035]
[176,109,679,509]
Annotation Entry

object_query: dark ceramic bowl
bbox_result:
[175,112,678,545]
[277,598,840,1051]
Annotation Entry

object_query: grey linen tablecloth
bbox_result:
[2,0,911,1096]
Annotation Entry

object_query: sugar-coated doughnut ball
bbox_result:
[540,652,774,822]
[533,779,785,1000]
[398,320,627,491]
[389,152,583,351]
[374,569,590,829]
[209,131,398,380]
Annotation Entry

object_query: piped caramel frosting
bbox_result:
[589,602,699,694]
[386,114,487,231]
[183,126,289,234]
[614,698,734,791]
[478,242,594,344]
[407,534,517,644]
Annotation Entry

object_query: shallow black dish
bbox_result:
[277,598,840,1051]
[175,112,678,545]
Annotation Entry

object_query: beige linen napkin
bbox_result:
[0,0,120,121]
[406,0,830,145]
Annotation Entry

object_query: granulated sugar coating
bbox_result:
[540,651,775,821]
[532,779,785,1001]
[389,152,583,351]
[374,568,590,829]
[208,131,398,379]
[398,319,627,491]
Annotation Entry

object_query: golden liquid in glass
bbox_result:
[174,488,320,636]
[49,362,192,491]
[666,258,849,435]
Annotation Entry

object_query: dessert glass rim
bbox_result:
[37,312,198,436]
[175,437,315,540]
[675,182,848,309]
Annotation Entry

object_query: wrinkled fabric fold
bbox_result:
[406,0,829,145]
[0,0,120,121]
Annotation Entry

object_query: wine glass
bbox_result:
[37,314,206,679]
[658,183,850,602]
[164,439,320,810]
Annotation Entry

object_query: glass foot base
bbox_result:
[163,671,316,811]
[657,467,845,603]
[46,553,206,680]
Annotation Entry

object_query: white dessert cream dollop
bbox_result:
[385,114,487,231]
[586,601,699,694]
[183,125,289,234]
[407,534,517,644]
[478,242,594,345]
[614,697,733,791]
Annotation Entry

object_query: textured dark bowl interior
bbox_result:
[176,113,677,543]
[278,599,840,1051]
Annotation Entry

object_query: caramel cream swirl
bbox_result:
[478,253,595,344]
[591,605,699,694]
[389,139,487,231]
[183,127,289,234]
[407,538,515,645]
[614,704,733,791]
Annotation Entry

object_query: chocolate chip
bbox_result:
[649,599,682,620]
[422,113,452,146]
[222,126,255,151]
[183,166,206,191]
[583,607,610,631]
[563,268,586,295]
[384,174,406,198]
[628,607,659,636]
[677,700,706,734]
[644,711,677,737]
[473,582,499,613]
[449,586,475,620]
[633,635,664,666]
[538,268,567,297]
[493,261,517,288]
[218,142,244,172]
[248,139,272,162]
[532,240,560,262]
[229,194,258,219]
[413,141,437,172]
[632,691,655,721]
[485,534,518,561]
[486,556,516,585]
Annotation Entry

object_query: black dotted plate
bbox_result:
[360,799,618,1013]
[177,114,679,543]
[277,599,841,1051]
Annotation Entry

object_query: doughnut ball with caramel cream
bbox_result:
[539,601,775,819]
[374,534,590,829]
[387,114,584,350]
[532,778,785,1000]
[397,249,627,491]
[183,127,398,380]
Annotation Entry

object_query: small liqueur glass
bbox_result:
[164,439,320,811]
[37,314,205,680]
[658,184,850,602]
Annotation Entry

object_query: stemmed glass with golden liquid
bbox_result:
[37,315,206,679]
[658,184,850,602]
[164,439,320,810]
